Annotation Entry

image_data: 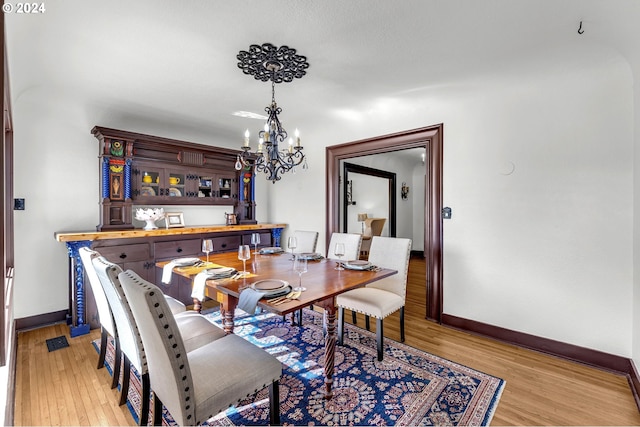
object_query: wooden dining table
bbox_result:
[156,250,397,399]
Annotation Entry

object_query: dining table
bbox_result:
[156,249,397,399]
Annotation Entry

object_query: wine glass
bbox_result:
[334,242,345,270]
[238,245,251,276]
[287,236,297,260]
[251,233,261,254]
[293,257,308,291]
[201,239,213,263]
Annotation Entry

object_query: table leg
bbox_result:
[316,297,337,399]
[220,294,238,335]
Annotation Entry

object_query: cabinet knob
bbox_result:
[176,248,183,253]
[119,253,127,259]
[221,244,227,249]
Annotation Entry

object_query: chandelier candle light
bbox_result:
[235,43,309,183]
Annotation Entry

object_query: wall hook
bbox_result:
[578,21,584,35]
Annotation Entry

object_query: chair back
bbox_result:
[92,256,147,374]
[364,218,386,238]
[366,236,412,299]
[78,247,116,337]
[118,269,195,426]
[327,232,362,261]
[293,230,319,253]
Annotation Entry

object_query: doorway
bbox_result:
[325,124,443,322]
[342,162,396,237]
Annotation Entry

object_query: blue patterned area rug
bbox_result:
[94,308,505,426]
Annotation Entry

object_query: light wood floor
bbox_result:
[14,257,640,426]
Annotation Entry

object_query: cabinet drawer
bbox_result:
[242,231,272,246]
[155,239,201,259]
[211,235,241,253]
[95,243,150,263]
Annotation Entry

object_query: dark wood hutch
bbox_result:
[56,127,286,336]
[91,126,257,230]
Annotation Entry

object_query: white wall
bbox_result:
[631,59,640,371]
[12,46,636,360]
[267,53,635,357]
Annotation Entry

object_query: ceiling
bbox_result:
[5,0,640,146]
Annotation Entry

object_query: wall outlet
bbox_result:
[14,198,25,210]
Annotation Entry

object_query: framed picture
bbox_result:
[165,212,185,229]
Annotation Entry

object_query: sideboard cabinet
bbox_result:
[92,126,255,230]
[56,224,285,333]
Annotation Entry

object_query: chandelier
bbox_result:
[235,43,310,183]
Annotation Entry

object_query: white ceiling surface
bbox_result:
[5,0,640,146]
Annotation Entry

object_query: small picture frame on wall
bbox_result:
[110,173,124,201]
[165,212,185,229]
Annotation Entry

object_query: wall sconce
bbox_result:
[347,180,356,205]
[401,182,409,200]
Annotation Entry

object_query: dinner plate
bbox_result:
[169,188,182,197]
[259,247,284,254]
[141,186,156,196]
[263,286,292,299]
[344,260,372,270]
[205,267,236,278]
[252,279,289,292]
[172,257,201,266]
[297,252,323,261]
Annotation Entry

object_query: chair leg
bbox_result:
[365,315,370,331]
[97,327,107,369]
[400,306,405,342]
[111,338,122,389]
[376,318,384,361]
[119,355,130,406]
[337,307,345,345]
[140,372,150,426]
[351,310,357,325]
[269,380,280,426]
[152,393,163,426]
[290,308,303,326]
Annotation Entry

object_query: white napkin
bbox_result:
[191,271,210,301]
[162,261,177,284]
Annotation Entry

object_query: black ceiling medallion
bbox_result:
[237,43,309,83]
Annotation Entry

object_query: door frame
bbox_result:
[326,124,443,321]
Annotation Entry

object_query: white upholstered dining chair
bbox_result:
[326,232,363,261]
[78,247,120,386]
[91,256,226,425]
[119,269,282,426]
[292,230,319,253]
[336,236,412,361]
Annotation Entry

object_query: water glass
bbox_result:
[334,242,345,270]
[238,245,251,276]
[288,236,297,260]
[202,239,213,263]
[293,257,308,291]
[251,232,261,254]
